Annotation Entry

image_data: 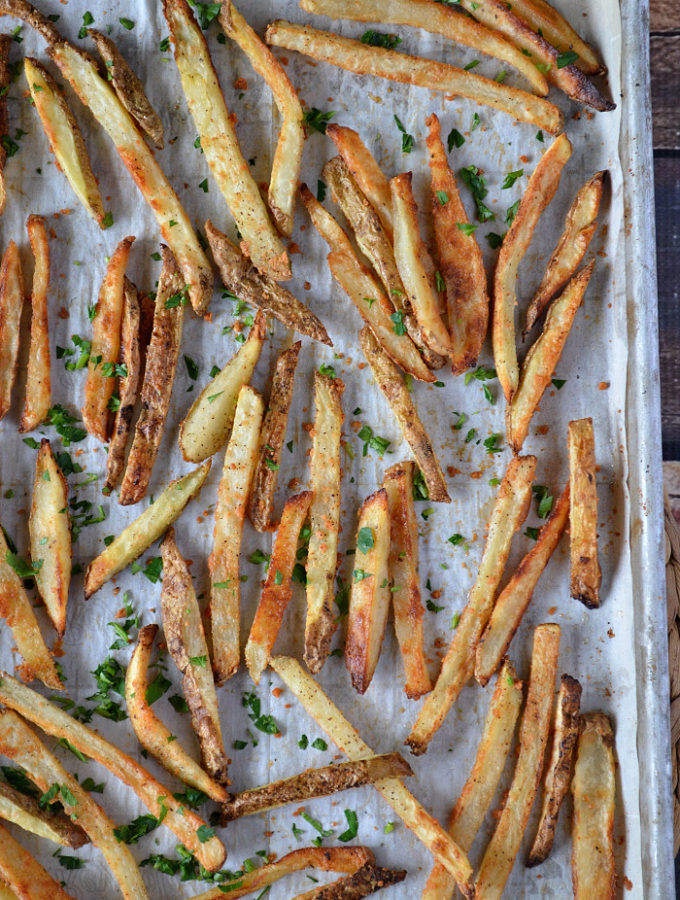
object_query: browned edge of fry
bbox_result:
[19,214,51,432]
[0,777,89,848]
[0,240,24,421]
[292,863,407,900]
[568,416,601,608]
[0,34,11,215]
[0,820,75,899]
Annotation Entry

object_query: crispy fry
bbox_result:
[475,483,569,685]
[528,673,582,866]
[0,779,88,848]
[119,245,184,505]
[407,455,536,755]
[246,491,313,684]
[345,488,391,694]
[29,439,70,637]
[0,822,74,900]
[493,133,572,403]
[568,417,601,608]
[209,384,264,684]
[292,864,407,900]
[508,262,595,451]
[0,35,11,215]
[0,241,23,421]
[84,461,211,598]
[304,372,344,673]
[179,310,266,463]
[383,461,431,700]
[475,623,561,900]
[19,215,50,431]
[271,655,474,895]
[571,712,616,900]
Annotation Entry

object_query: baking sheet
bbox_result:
[0,0,671,896]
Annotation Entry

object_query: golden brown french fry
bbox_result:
[568,417,601,609]
[0,778,87,848]
[248,343,301,533]
[527,673,582,867]
[407,455,536,756]
[119,245,184,505]
[475,483,569,685]
[508,262,595,452]
[82,235,134,441]
[0,711,149,899]
[84,461,211,598]
[19,215,50,431]
[89,29,164,148]
[475,623,560,900]
[383,461,431,700]
[493,133,572,403]
[0,35,11,215]
[571,712,616,900]
[270,655,474,895]
[0,821,75,900]
[209,384,264,684]
[246,490,313,684]
[524,171,604,338]
[304,372,344,674]
[292,864,407,900]
[426,113,489,375]
[0,241,23,421]
[0,883,15,899]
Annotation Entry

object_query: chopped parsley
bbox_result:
[393,114,413,153]
[302,107,335,135]
[459,165,495,222]
[360,30,401,50]
[532,484,554,519]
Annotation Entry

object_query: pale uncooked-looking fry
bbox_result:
[568,417,601,609]
[301,0,548,94]
[475,623,560,900]
[209,384,264,684]
[345,488,391,694]
[206,221,329,345]
[407,455,536,756]
[0,822,74,900]
[292,864,407,900]
[265,21,563,134]
[82,235,134,441]
[528,673,582,867]
[426,113,489,375]
[0,241,23,421]
[246,491,313,684]
[0,35,10,215]
[84,461,211,598]
[475,483,569,685]
[0,711,149,899]
[24,57,105,226]
[524,171,604,338]
[304,372,344,674]
[270,655,474,895]
[89,29,164,148]
[571,712,616,900]
[126,624,228,802]
[493,133,572,403]
[161,528,230,786]
[29,439,70,637]
[220,1,303,236]
[119,245,184,505]
[508,262,595,452]
[164,0,289,281]
[0,778,87,848]
[19,216,50,432]
[383,461,431,700]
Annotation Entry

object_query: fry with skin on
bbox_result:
[292,864,407,900]
[0,778,88,848]
[0,822,75,900]
[0,35,11,215]
[407,455,536,755]
[0,241,23,421]
[19,215,50,431]
[568,417,601,608]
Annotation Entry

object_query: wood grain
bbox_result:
[651,0,680,33]
[651,36,680,149]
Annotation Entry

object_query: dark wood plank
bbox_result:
[651,0,680,33]
[651,35,680,149]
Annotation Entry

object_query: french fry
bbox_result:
[292,864,407,900]
[24,57,105,226]
[0,241,23,421]
[270,655,474,895]
[0,821,75,900]
[475,483,570,685]
[0,675,226,871]
[84,461,211,598]
[345,488,391,694]
[0,35,11,215]
[89,29,164,148]
[19,215,50,431]
[119,245,184,505]
[407,455,536,755]
[527,673,582,867]
[179,310,266,463]
[209,384,264,684]
[246,491,313,684]
[426,114,489,374]
[507,262,595,452]
[82,235,134,441]
[493,133,572,403]
[568,417,601,609]
[0,711,149,899]
[206,221,329,345]
[304,372,344,674]
[161,528,230,786]
[29,439,70,637]
[0,883,15,900]
[164,0,289,280]
[0,779,87,849]
[571,712,616,900]
[524,171,604,338]
[383,461,432,700]
[475,623,561,900]
[301,184,434,383]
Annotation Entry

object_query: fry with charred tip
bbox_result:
[0,777,88,849]
[19,215,51,432]
[0,821,76,900]
[568,417,601,608]
[291,864,407,899]
[0,240,23,421]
